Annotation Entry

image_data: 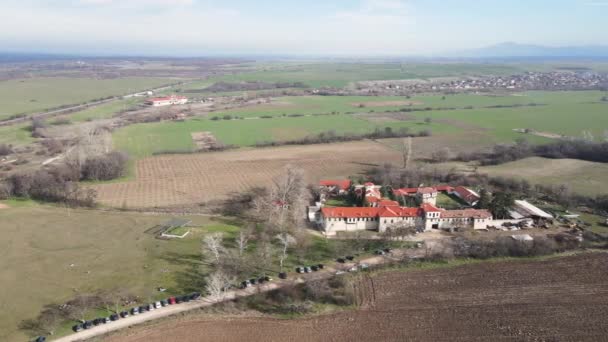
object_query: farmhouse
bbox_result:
[320,202,493,236]
[145,95,188,107]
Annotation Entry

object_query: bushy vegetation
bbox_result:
[254,127,430,147]
[2,151,129,205]
[458,139,608,165]
[80,151,129,181]
[0,144,13,156]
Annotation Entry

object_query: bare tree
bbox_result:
[401,137,412,169]
[235,228,252,258]
[206,270,234,302]
[276,232,296,272]
[203,233,225,264]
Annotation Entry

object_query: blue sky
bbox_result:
[1,0,607,56]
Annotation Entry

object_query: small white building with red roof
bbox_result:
[450,186,481,206]
[145,95,188,107]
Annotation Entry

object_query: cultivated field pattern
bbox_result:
[108,253,608,342]
[93,141,402,208]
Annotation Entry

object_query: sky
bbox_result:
[1,0,607,56]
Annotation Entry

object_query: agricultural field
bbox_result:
[479,157,608,197]
[106,253,608,342]
[0,199,238,341]
[64,97,143,122]
[0,77,174,119]
[93,140,404,208]
[189,62,528,88]
[112,113,436,158]
[111,91,607,160]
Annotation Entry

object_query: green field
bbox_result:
[112,91,607,159]
[0,124,34,145]
[187,62,525,89]
[113,114,436,158]
[479,157,608,196]
[0,77,174,119]
[0,201,237,341]
[65,98,143,122]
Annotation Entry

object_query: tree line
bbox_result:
[0,151,128,206]
[254,127,431,148]
[456,139,608,165]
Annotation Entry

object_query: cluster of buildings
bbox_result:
[312,180,552,236]
[346,71,608,96]
[145,95,188,107]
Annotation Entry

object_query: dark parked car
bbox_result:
[190,292,201,300]
[258,276,266,283]
[83,321,93,329]
[34,337,46,342]
[311,265,319,271]
[120,311,130,318]
[383,248,392,253]
[72,324,83,332]
[241,280,251,289]
[336,258,346,263]
[317,264,324,269]
[345,255,355,261]
[139,305,149,312]
[279,272,287,279]
[130,307,139,315]
[92,318,103,326]
[181,295,191,302]
[110,313,119,321]
[160,299,169,306]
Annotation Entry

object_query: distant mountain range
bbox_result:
[456,42,608,58]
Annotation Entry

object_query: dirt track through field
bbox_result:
[92,140,402,208]
[107,253,608,342]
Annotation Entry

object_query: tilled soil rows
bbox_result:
[107,253,608,342]
[93,140,402,208]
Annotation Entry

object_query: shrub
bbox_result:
[81,152,129,181]
[0,144,12,156]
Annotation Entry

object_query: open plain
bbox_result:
[106,253,608,342]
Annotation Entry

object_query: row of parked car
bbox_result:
[71,293,201,333]
[295,264,324,273]
[240,275,274,288]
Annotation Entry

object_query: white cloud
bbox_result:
[77,0,194,6]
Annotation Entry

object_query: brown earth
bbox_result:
[190,131,219,150]
[106,253,608,342]
[92,140,403,208]
[0,203,8,209]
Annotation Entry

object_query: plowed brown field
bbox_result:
[107,253,608,342]
[93,140,403,208]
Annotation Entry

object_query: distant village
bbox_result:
[310,180,553,236]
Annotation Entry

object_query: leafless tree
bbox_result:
[235,228,252,257]
[431,147,452,163]
[401,137,412,169]
[206,270,234,302]
[203,233,225,264]
[276,232,296,272]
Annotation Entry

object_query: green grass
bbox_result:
[113,114,435,158]
[0,124,34,145]
[479,157,608,196]
[436,193,465,209]
[0,203,217,341]
[0,77,174,119]
[66,98,143,122]
[201,62,524,88]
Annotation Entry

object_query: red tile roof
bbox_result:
[378,206,421,217]
[147,95,187,102]
[453,186,480,204]
[417,187,437,194]
[393,185,454,196]
[319,179,351,191]
[378,200,400,207]
[322,207,381,218]
[421,203,441,212]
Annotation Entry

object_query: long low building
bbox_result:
[321,202,493,236]
[145,95,188,107]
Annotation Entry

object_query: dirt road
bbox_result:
[51,249,413,342]
[108,252,608,342]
